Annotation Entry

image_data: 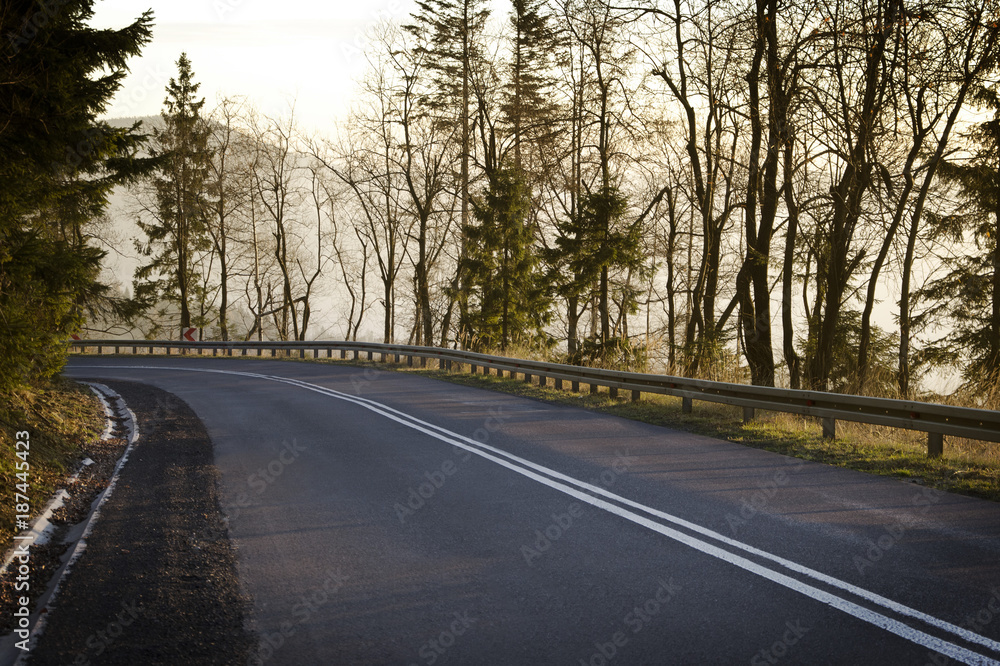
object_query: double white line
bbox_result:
[83,365,1000,665]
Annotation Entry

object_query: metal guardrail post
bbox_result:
[572,381,579,393]
[632,390,641,402]
[590,383,598,395]
[928,432,944,458]
[682,397,692,413]
[743,407,755,423]
[822,417,836,440]
[609,387,619,399]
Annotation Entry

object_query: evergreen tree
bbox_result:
[550,184,645,363]
[503,0,559,173]
[464,166,551,352]
[0,1,153,387]
[134,53,213,339]
[914,84,1000,386]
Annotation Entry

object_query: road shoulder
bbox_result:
[24,380,252,665]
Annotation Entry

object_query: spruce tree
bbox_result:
[464,167,550,352]
[0,1,153,387]
[134,53,213,339]
[550,185,644,363]
[503,0,559,173]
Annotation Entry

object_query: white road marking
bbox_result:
[75,364,1000,665]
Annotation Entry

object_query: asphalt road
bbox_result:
[56,356,1000,665]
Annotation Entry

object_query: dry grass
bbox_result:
[0,379,106,547]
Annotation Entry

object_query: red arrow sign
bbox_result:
[70,334,81,341]
[182,328,197,342]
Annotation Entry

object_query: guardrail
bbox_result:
[68,339,1000,457]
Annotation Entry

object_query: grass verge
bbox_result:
[0,378,106,550]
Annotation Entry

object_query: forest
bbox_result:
[3,0,999,401]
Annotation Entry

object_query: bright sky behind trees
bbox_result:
[91,0,426,130]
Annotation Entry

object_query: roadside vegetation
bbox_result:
[0,381,106,549]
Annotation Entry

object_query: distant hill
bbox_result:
[102,115,164,131]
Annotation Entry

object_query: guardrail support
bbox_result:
[822,417,836,440]
[743,407,755,423]
[572,381,579,393]
[682,397,692,413]
[609,387,619,399]
[590,383,598,395]
[632,390,641,402]
[524,373,532,384]
[928,432,944,458]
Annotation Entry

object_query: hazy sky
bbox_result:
[92,0,421,133]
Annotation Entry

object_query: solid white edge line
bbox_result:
[74,364,1000,664]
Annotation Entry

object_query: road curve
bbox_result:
[58,356,1000,665]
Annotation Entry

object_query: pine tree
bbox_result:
[0,1,153,387]
[464,166,551,352]
[134,53,213,339]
